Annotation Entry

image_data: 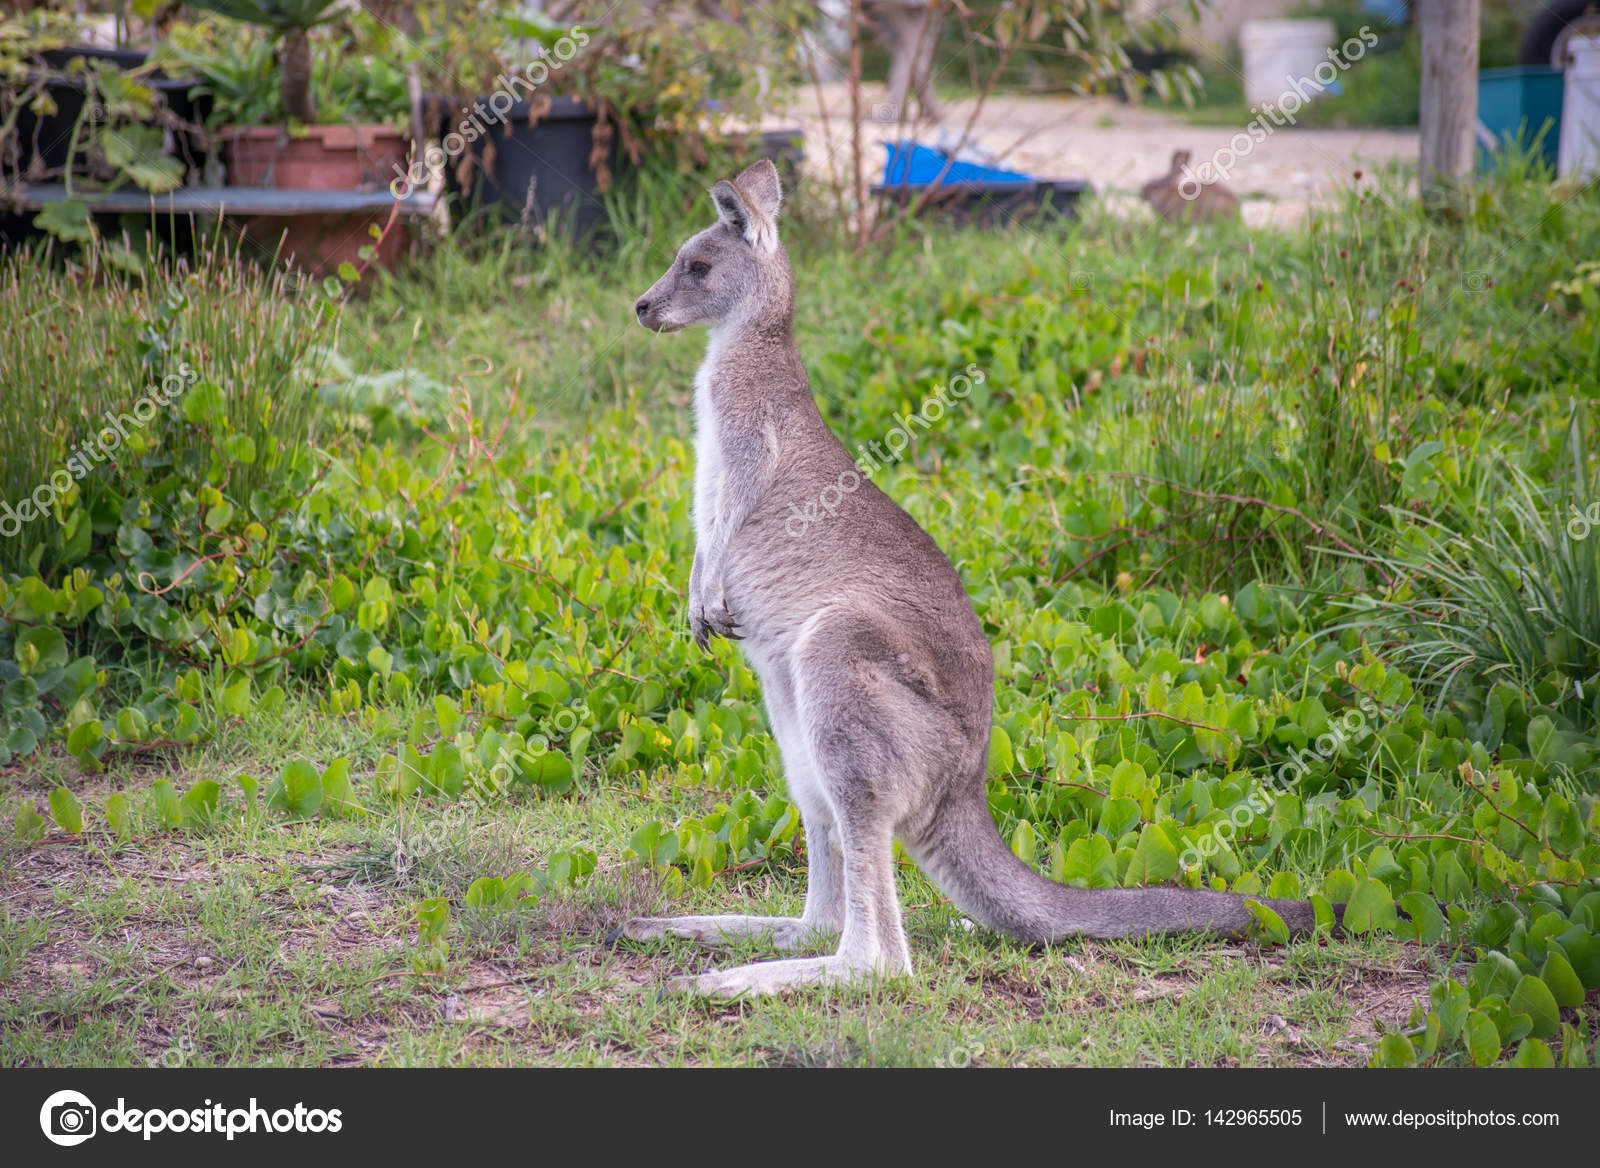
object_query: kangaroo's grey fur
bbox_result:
[621,159,1323,997]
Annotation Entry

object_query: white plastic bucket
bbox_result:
[1559,34,1600,178]
[1240,19,1338,108]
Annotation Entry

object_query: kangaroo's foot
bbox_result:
[668,953,906,998]
[610,914,833,951]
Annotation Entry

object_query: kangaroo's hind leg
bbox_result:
[613,669,844,951]
[675,795,903,997]
[672,617,918,996]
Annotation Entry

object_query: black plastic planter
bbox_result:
[38,45,147,71]
[428,95,614,237]
[10,45,212,184]
[870,179,1091,228]
[428,93,805,240]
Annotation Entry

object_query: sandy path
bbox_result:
[766,84,1419,228]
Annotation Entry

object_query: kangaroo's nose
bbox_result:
[634,297,650,319]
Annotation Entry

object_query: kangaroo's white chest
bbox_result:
[692,333,727,541]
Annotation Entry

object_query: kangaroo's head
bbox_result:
[634,158,792,335]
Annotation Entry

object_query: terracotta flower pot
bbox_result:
[221,123,413,276]
[222,123,408,189]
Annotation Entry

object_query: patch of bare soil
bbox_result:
[1329,955,1460,1037]
[1269,945,1461,1067]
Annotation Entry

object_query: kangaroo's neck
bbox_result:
[696,295,823,434]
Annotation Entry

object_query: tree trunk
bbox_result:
[1418,0,1479,196]
[875,1,944,121]
[281,26,317,125]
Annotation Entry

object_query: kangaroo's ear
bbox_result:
[711,159,781,253]
[711,179,752,235]
[733,158,782,221]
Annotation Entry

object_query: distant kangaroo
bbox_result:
[620,159,1320,997]
[1142,148,1241,224]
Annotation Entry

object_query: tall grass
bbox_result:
[1114,195,1433,590]
[0,240,333,576]
[1340,409,1600,730]
[1112,154,1600,593]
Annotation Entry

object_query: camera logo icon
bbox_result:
[40,1090,97,1147]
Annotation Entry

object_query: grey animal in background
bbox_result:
[620,159,1324,997]
[1142,148,1241,223]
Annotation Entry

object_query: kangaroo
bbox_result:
[1142,149,1241,224]
[619,158,1323,997]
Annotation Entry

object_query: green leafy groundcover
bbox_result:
[5,386,1596,1066]
[4,213,1599,1066]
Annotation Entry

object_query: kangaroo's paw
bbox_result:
[703,601,743,641]
[690,602,743,649]
[668,954,903,998]
[610,914,825,950]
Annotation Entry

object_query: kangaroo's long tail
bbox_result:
[908,793,1338,942]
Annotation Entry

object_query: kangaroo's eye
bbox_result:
[688,260,711,277]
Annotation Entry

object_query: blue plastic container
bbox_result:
[1477,66,1564,171]
[881,141,1036,186]
[1360,0,1409,27]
